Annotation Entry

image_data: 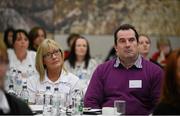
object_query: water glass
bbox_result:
[114,100,126,115]
[36,92,44,105]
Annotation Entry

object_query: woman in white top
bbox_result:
[0,31,32,115]
[6,29,37,94]
[64,36,97,91]
[28,39,81,104]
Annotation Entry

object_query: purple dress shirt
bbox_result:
[84,56,164,115]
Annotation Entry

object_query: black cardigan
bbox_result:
[153,102,180,115]
[0,92,33,115]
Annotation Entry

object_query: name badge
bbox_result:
[129,80,142,88]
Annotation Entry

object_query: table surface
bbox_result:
[29,105,103,116]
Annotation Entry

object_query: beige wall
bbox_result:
[54,35,180,61]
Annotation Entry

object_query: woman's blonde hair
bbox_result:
[36,39,66,81]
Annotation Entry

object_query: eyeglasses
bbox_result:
[43,49,61,59]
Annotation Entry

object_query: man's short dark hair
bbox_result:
[114,24,139,45]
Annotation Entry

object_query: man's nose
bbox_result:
[125,41,130,47]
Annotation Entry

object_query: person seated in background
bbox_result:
[84,24,164,115]
[64,33,80,60]
[104,47,116,61]
[151,37,172,68]
[29,26,46,51]
[64,36,97,92]
[138,34,162,68]
[0,38,32,115]
[5,29,37,95]
[28,39,82,104]
[153,48,180,115]
[138,34,151,60]
[3,27,15,49]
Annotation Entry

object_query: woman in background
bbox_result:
[138,34,162,68]
[28,39,81,104]
[29,26,46,51]
[151,37,172,68]
[3,27,15,48]
[104,47,116,61]
[138,34,151,60]
[153,49,180,115]
[64,36,97,91]
[6,29,37,94]
[64,33,80,60]
[0,38,32,115]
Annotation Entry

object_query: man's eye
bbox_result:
[129,38,135,42]
[118,39,125,43]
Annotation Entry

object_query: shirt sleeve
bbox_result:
[84,64,104,109]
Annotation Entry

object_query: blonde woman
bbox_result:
[28,39,81,104]
[138,34,151,60]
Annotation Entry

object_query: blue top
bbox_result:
[84,56,164,115]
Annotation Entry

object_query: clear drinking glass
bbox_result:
[35,92,44,105]
[114,100,126,115]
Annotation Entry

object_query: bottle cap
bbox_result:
[54,88,58,91]
[46,86,50,90]
[9,85,13,88]
[23,85,27,89]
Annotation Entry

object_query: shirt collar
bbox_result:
[42,69,69,84]
[0,90,10,114]
[114,55,142,69]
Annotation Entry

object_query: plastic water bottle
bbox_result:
[27,64,34,77]
[7,85,16,96]
[11,69,17,79]
[20,85,29,104]
[77,95,84,115]
[35,91,44,105]
[15,70,22,96]
[43,86,52,116]
[72,89,84,115]
[9,69,16,87]
[58,92,68,114]
[51,88,60,116]
[65,93,72,115]
[75,66,83,79]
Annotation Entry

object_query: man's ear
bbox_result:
[114,45,117,52]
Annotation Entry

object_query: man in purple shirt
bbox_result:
[84,24,164,115]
